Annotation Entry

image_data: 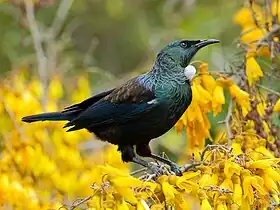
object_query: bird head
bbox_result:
[158,39,220,68]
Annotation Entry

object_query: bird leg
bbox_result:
[118,145,163,176]
[136,144,182,176]
[150,153,182,176]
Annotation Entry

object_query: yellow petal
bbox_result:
[161,181,176,204]
[251,176,266,195]
[265,167,280,182]
[256,102,265,117]
[201,199,212,210]
[201,74,216,94]
[224,159,242,178]
[246,159,280,169]
[151,204,165,210]
[198,63,209,73]
[245,56,263,86]
[262,173,279,192]
[232,142,243,155]
[48,75,63,100]
[174,192,190,210]
[233,182,243,206]
[219,178,233,191]
[116,199,130,210]
[217,202,227,210]
[233,6,264,27]
[273,98,280,112]
[213,85,225,104]
[137,200,150,210]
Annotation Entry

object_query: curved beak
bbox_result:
[194,39,220,49]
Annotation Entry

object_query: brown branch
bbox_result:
[51,0,75,38]
[256,24,280,48]
[24,0,48,110]
[218,99,233,148]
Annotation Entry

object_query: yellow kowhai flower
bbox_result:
[256,101,266,117]
[264,167,280,182]
[157,175,178,206]
[233,5,264,27]
[116,199,130,210]
[228,82,251,116]
[231,141,243,155]
[250,176,266,196]
[262,172,279,193]
[110,176,143,204]
[198,63,216,94]
[174,192,190,210]
[246,159,280,169]
[219,178,233,191]
[273,98,280,112]
[48,75,63,100]
[199,168,218,187]
[212,83,225,116]
[245,56,263,86]
[216,77,251,116]
[240,27,269,56]
[241,170,254,205]
[224,158,242,178]
[217,202,228,210]
[192,79,212,106]
[232,175,242,206]
[201,198,212,210]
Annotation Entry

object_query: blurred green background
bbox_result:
[0,0,241,77]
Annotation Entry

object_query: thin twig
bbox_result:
[130,167,147,176]
[24,0,48,110]
[181,162,202,172]
[69,195,93,210]
[217,99,233,148]
[51,0,75,38]
[256,24,280,48]
[256,83,280,96]
[225,99,233,148]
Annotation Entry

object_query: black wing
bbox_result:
[64,78,159,131]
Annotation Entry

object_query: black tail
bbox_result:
[22,112,72,123]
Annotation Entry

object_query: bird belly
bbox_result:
[89,103,188,146]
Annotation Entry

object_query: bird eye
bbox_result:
[180,42,188,48]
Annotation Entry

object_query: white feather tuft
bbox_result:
[184,65,196,81]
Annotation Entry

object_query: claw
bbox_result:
[170,163,183,176]
[147,162,164,176]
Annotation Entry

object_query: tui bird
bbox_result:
[22,39,219,175]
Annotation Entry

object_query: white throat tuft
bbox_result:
[184,65,196,81]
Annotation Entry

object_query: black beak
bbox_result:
[194,39,220,49]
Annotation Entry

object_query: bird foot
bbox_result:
[147,162,165,176]
[169,163,183,176]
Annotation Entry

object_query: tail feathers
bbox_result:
[22,112,72,123]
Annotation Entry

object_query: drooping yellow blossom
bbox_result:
[212,83,225,116]
[232,175,242,206]
[233,5,264,27]
[198,63,216,94]
[228,83,251,116]
[245,56,263,86]
[201,198,212,210]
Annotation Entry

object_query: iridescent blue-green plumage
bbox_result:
[22,39,219,172]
